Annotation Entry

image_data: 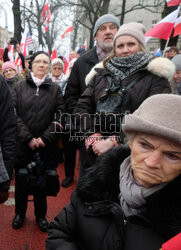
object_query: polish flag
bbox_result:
[173,16,181,36]
[8,45,15,62]
[42,0,51,32]
[61,26,73,39]
[145,7,180,41]
[166,0,181,7]
[83,39,87,50]
[51,48,57,60]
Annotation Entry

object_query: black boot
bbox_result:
[61,176,74,188]
[36,217,49,232]
[12,214,25,229]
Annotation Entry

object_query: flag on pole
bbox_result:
[83,39,87,50]
[173,16,181,36]
[25,30,33,46]
[20,29,33,57]
[166,0,181,7]
[42,0,51,32]
[61,26,73,39]
[145,7,180,41]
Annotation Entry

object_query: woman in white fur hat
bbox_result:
[73,22,175,177]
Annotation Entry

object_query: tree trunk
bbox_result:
[12,0,22,43]
[120,0,126,25]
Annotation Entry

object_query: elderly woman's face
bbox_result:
[3,68,17,79]
[129,133,181,188]
[32,54,50,79]
[52,64,63,77]
[115,35,141,58]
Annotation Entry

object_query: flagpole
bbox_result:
[162,37,170,57]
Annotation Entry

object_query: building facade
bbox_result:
[75,0,181,52]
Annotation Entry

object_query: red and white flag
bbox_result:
[42,0,51,32]
[145,7,180,41]
[173,16,181,36]
[166,0,181,6]
[83,39,87,50]
[61,26,73,39]
[51,48,57,60]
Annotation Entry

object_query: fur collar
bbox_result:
[85,57,175,85]
[77,145,130,202]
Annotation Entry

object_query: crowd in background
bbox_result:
[0,13,181,250]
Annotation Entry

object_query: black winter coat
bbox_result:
[46,146,181,250]
[12,73,65,169]
[64,47,99,114]
[74,67,171,139]
[0,75,17,190]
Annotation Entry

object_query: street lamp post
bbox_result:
[0,4,8,46]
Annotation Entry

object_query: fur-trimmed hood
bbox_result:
[85,57,175,85]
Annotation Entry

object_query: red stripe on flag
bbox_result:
[167,0,181,7]
[145,22,174,40]
[173,22,181,37]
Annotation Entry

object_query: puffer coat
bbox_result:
[46,145,181,250]
[12,72,65,169]
[74,57,174,139]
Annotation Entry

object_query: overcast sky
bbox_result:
[0,0,14,32]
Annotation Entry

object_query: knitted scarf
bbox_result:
[105,52,153,81]
[119,156,166,217]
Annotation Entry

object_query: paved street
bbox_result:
[0,161,79,250]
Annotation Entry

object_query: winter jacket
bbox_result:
[46,145,181,250]
[12,72,65,169]
[74,57,173,140]
[5,73,24,96]
[0,75,17,191]
[64,46,99,114]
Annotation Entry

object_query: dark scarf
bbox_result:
[105,52,153,80]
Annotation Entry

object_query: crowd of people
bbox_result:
[0,13,181,250]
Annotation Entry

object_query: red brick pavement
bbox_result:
[0,161,79,250]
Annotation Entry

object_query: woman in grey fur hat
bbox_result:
[74,22,175,177]
[46,94,181,250]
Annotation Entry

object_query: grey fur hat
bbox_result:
[93,14,120,37]
[114,22,146,48]
[123,94,181,145]
[172,54,181,71]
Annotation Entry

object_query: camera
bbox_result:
[26,161,36,175]
[10,37,18,46]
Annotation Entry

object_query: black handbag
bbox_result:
[16,153,60,197]
[95,76,139,133]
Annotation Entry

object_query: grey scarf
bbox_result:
[105,52,153,81]
[0,145,9,183]
[119,156,166,217]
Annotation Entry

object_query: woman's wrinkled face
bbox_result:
[129,133,181,188]
[32,54,50,79]
[115,35,141,58]
[173,70,181,83]
[52,64,63,77]
[3,68,17,79]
